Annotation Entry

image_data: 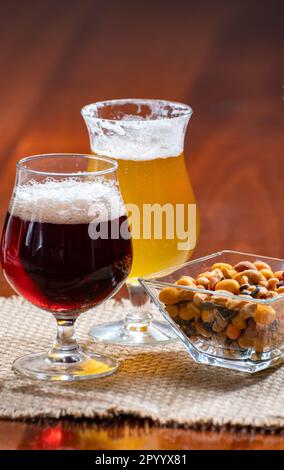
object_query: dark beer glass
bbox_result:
[0,154,132,381]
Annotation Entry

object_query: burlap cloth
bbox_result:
[1,296,284,430]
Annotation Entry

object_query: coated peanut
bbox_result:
[253,305,276,325]
[240,275,249,286]
[253,261,272,271]
[177,288,195,301]
[211,295,228,307]
[226,323,241,340]
[259,279,269,288]
[231,313,246,330]
[201,309,215,323]
[179,305,193,320]
[238,335,253,349]
[195,322,211,338]
[197,271,212,280]
[159,287,179,305]
[209,276,220,290]
[234,269,263,285]
[268,278,279,291]
[175,276,195,286]
[165,305,179,318]
[213,316,227,332]
[193,292,208,306]
[219,266,233,278]
[215,279,240,294]
[211,262,232,271]
[239,302,257,319]
[234,261,257,272]
[195,276,210,288]
[259,269,275,279]
[226,298,247,310]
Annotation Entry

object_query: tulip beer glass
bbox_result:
[82,99,198,345]
[0,154,132,380]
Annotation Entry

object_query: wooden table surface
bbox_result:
[0,0,283,450]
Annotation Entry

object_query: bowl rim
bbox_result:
[138,249,284,305]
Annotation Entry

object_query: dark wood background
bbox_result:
[0,0,283,450]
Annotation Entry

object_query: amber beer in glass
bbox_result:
[82,99,198,345]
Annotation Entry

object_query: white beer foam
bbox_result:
[84,116,190,160]
[10,179,125,224]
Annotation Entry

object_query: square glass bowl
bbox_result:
[139,251,284,373]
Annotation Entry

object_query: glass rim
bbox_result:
[81,98,193,123]
[16,153,118,177]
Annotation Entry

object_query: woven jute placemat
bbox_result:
[0,296,284,429]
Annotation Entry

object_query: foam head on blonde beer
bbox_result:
[82,99,198,282]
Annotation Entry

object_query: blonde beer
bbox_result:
[97,152,198,280]
[82,99,198,281]
[82,99,197,345]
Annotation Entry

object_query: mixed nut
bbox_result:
[159,261,284,355]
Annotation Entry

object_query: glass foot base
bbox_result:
[89,320,177,346]
[13,351,119,381]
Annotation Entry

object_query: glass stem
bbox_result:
[124,282,153,333]
[48,318,83,363]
